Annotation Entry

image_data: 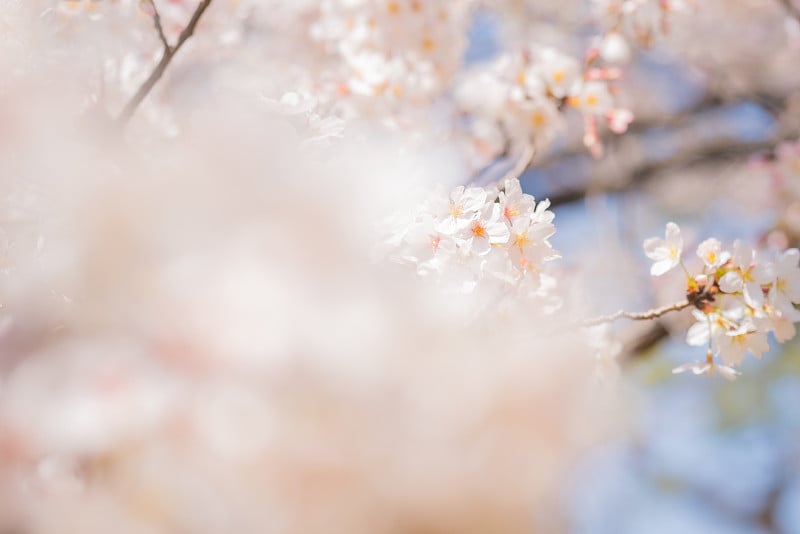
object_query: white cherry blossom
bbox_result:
[573,81,614,115]
[768,248,800,315]
[459,203,510,256]
[718,240,772,307]
[716,325,770,367]
[499,177,536,224]
[643,222,683,276]
[673,360,740,381]
[436,186,486,235]
[696,238,726,270]
[537,47,580,99]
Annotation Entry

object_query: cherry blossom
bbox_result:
[696,238,726,270]
[643,222,683,276]
[648,224,800,377]
[383,177,557,297]
[716,324,770,366]
[673,351,740,381]
[718,240,772,307]
[768,248,800,315]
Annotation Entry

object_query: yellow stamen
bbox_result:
[421,37,436,52]
[512,233,531,250]
[530,112,546,127]
[472,223,487,238]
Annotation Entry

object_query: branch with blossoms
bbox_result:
[116,0,214,125]
[384,172,800,382]
[535,86,792,174]
[637,222,800,380]
[457,42,635,174]
[459,0,696,171]
[566,130,800,362]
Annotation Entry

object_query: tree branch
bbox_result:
[778,0,800,24]
[116,0,214,125]
[500,144,535,184]
[145,0,171,52]
[548,130,799,208]
[583,299,690,327]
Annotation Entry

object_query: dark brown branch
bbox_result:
[146,0,171,52]
[583,300,690,327]
[536,89,788,171]
[116,0,214,125]
[535,93,725,169]
[778,0,800,23]
[549,131,800,208]
[624,321,670,355]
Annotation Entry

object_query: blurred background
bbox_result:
[1,1,799,532]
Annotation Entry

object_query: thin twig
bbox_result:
[583,299,691,327]
[146,0,172,52]
[116,0,214,125]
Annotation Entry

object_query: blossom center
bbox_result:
[472,222,487,238]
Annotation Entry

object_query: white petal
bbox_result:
[665,222,682,248]
[743,280,765,307]
[472,236,491,256]
[732,240,753,268]
[686,321,710,346]
[773,317,797,343]
[716,365,740,381]
[719,271,743,293]
[643,237,666,258]
[719,339,746,367]
[651,258,677,276]
[672,362,707,375]
[746,332,770,359]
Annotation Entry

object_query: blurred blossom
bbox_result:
[0,56,623,532]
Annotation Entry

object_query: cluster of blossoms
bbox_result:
[56,0,237,37]
[309,0,473,114]
[456,44,633,165]
[56,0,108,20]
[384,177,558,296]
[644,222,800,379]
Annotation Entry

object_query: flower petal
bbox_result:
[651,258,676,276]
[719,271,743,293]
